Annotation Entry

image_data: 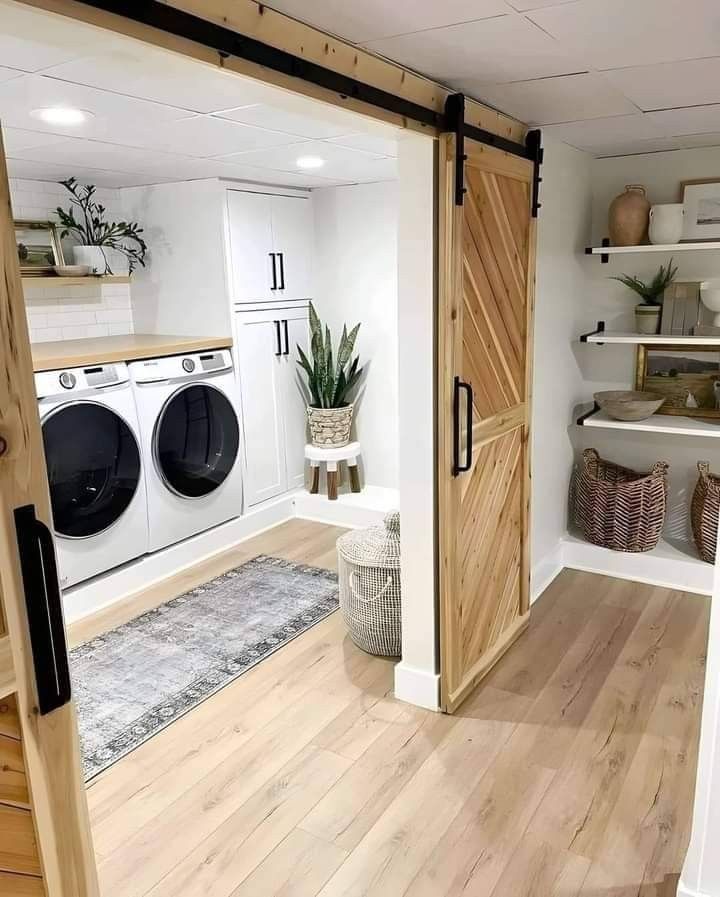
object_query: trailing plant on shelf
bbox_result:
[297,302,363,447]
[610,259,677,305]
[55,177,147,275]
[610,259,678,335]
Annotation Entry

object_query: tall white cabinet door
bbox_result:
[235,315,286,505]
[280,311,311,490]
[271,194,313,301]
[227,191,275,302]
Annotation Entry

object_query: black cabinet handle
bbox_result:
[283,319,290,356]
[14,504,71,715]
[269,253,278,291]
[274,320,282,356]
[452,376,474,476]
[278,252,286,290]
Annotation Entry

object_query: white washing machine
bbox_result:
[129,349,243,552]
[36,362,149,589]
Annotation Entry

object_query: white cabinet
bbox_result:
[234,305,310,507]
[227,190,313,303]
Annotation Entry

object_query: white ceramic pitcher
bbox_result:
[648,203,684,245]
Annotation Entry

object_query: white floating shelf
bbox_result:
[586,241,720,257]
[583,331,720,346]
[21,275,131,287]
[580,408,720,438]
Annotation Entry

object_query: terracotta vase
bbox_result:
[608,185,650,247]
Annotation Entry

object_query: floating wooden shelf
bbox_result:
[585,239,720,263]
[21,275,131,287]
[579,321,720,346]
[578,407,720,438]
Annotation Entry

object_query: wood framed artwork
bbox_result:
[14,219,64,276]
[635,344,720,417]
[680,179,720,240]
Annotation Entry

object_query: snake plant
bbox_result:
[297,302,363,408]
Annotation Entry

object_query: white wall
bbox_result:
[10,178,134,342]
[576,146,720,558]
[394,134,438,710]
[531,136,593,598]
[312,181,399,490]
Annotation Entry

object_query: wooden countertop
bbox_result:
[31,333,233,372]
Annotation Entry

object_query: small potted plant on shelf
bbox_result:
[297,302,363,447]
[611,259,677,335]
[56,177,147,275]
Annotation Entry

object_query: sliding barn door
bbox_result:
[438,136,536,713]
[0,128,99,894]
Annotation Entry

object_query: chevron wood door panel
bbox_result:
[439,137,536,712]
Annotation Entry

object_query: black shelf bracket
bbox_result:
[576,402,600,426]
[445,93,467,206]
[525,129,543,218]
[585,238,611,263]
[579,320,606,344]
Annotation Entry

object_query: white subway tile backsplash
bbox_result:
[12,178,135,344]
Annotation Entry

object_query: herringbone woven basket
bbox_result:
[574,448,669,553]
[691,461,720,564]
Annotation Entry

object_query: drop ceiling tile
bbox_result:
[646,105,720,136]
[603,59,720,112]
[0,1,102,72]
[214,104,351,139]
[264,0,510,43]
[326,133,398,157]
[529,0,720,70]
[364,15,585,84]
[5,157,175,188]
[0,66,23,85]
[0,75,190,141]
[0,127,73,154]
[594,134,720,157]
[542,114,665,152]
[219,139,395,182]
[471,73,637,126]
[117,116,308,158]
[19,138,196,175]
[505,0,580,9]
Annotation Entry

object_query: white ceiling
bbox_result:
[0,1,399,189]
[266,0,720,157]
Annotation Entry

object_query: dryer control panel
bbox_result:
[129,349,233,383]
[35,363,128,400]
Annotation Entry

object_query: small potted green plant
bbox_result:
[610,259,677,335]
[56,177,147,275]
[297,302,363,447]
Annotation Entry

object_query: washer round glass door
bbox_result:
[154,383,239,499]
[42,402,142,539]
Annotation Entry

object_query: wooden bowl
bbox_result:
[594,390,666,421]
[54,265,91,277]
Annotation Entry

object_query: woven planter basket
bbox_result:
[336,511,401,657]
[574,448,669,553]
[691,461,720,564]
[307,404,354,447]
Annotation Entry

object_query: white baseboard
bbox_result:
[293,485,399,529]
[561,534,713,596]
[394,662,440,711]
[677,880,712,897]
[63,495,295,624]
[531,547,564,604]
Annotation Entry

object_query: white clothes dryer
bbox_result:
[36,361,149,589]
[128,349,242,552]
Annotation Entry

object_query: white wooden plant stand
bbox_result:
[305,441,362,500]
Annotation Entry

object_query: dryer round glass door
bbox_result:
[42,402,142,538]
[154,384,239,498]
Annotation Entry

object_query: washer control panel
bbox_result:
[182,357,196,373]
[35,362,129,400]
[58,371,76,390]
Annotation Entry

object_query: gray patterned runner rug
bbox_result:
[70,555,339,780]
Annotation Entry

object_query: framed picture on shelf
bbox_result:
[635,344,720,418]
[14,219,64,276]
[680,179,720,240]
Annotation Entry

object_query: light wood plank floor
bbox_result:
[77,520,709,897]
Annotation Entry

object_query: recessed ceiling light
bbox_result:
[31,107,93,126]
[296,155,325,170]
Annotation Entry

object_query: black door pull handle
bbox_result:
[14,504,71,715]
[278,252,286,290]
[269,253,278,291]
[452,376,474,476]
[274,320,282,356]
[283,320,290,356]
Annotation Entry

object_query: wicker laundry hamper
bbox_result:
[574,448,669,552]
[691,461,720,564]
[336,511,401,656]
